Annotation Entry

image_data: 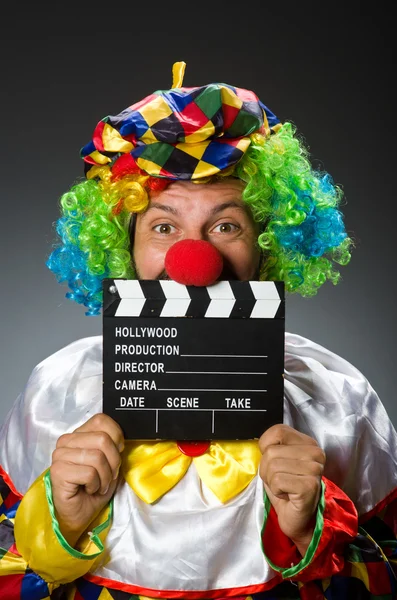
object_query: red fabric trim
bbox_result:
[262,476,358,582]
[262,505,301,568]
[358,485,397,524]
[83,573,282,598]
[0,464,23,500]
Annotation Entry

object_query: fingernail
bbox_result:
[101,484,110,495]
[118,442,124,452]
[113,466,120,480]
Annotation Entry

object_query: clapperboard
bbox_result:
[103,279,285,440]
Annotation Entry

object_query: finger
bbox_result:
[261,444,326,467]
[259,424,319,452]
[265,472,321,502]
[73,414,124,451]
[55,431,121,479]
[52,447,116,494]
[260,456,324,485]
[51,461,102,496]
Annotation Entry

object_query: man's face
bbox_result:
[133,179,261,281]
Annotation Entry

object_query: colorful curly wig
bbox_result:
[47,64,352,315]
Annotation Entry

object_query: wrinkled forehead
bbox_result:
[129,179,254,242]
[145,178,247,212]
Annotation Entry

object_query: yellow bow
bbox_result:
[121,440,261,504]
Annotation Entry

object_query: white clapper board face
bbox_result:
[102,279,285,440]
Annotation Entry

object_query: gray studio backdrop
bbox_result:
[1,20,396,432]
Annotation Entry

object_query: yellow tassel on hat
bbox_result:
[172,61,186,88]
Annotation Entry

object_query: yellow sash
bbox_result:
[121,440,261,504]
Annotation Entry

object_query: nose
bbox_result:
[165,239,223,286]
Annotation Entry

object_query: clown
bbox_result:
[0,63,396,599]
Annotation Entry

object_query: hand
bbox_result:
[259,424,326,556]
[50,413,125,547]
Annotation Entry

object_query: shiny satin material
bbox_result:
[283,335,397,514]
[122,440,261,504]
[14,470,112,584]
[80,66,281,181]
[172,61,186,89]
[1,333,397,591]
[95,464,277,591]
[1,333,396,516]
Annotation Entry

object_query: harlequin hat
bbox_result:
[81,62,281,181]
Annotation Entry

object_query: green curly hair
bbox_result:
[47,123,353,315]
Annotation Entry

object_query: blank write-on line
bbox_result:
[180,354,268,358]
[166,371,268,375]
[158,388,267,392]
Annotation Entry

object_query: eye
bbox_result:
[212,222,240,234]
[153,223,176,234]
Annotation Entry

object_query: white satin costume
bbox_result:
[1,332,396,595]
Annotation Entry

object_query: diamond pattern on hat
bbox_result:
[235,87,259,103]
[222,104,240,130]
[210,107,224,136]
[220,85,243,109]
[102,124,134,153]
[139,95,173,127]
[150,112,186,144]
[82,81,281,180]
[140,128,161,145]
[177,101,211,136]
[135,141,174,166]
[162,146,200,180]
[225,106,262,138]
[192,159,221,179]
[184,121,216,144]
[161,88,198,112]
[194,84,222,120]
[118,111,150,138]
[202,140,245,171]
[176,140,209,160]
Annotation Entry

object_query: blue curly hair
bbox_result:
[47,122,352,315]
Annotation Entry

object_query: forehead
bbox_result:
[147,179,246,209]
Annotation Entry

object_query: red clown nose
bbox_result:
[164,240,223,286]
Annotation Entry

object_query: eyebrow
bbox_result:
[210,201,247,216]
[140,202,179,218]
[141,200,247,219]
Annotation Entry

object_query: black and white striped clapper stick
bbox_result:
[103,279,284,319]
[103,279,285,440]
